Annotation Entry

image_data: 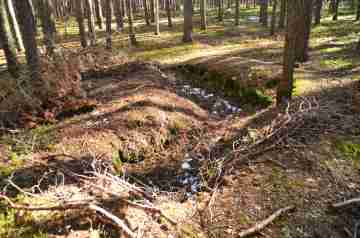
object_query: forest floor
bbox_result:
[0,7,360,238]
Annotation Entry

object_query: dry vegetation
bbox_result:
[0,6,360,238]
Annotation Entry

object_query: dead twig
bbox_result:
[88,204,136,238]
[331,197,360,209]
[238,206,295,238]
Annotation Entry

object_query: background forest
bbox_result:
[0,0,360,237]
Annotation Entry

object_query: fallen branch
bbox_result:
[331,197,360,209]
[88,204,136,238]
[238,206,295,238]
[0,194,90,211]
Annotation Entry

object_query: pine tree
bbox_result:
[0,0,19,78]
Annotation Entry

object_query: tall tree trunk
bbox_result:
[200,0,207,29]
[143,0,150,25]
[13,0,40,81]
[126,0,137,45]
[75,0,88,48]
[38,0,57,55]
[154,0,159,34]
[166,0,172,27]
[332,0,339,20]
[218,0,223,21]
[183,0,192,42]
[105,0,112,49]
[270,0,277,35]
[5,0,23,51]
[150,0,155,22]
[357,0,360,21]
[259,0,268,27]
[278,0,285,28]
[85,0,97,46]
[277,0,301,106]
[295,0,312,62]
[235,0,240,25]
[94,0,104,29]
[0,0,19,77]
[113,0,124,31]
[314,0,322,25]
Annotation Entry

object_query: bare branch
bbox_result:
[238,206,295,238]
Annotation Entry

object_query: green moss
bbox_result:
[0,124,57,155]
[335,140,360,161]
[237,88,272,107]
[0,204,47,238]
[264,79,279,89]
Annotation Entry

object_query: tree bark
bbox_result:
[314,0,322,25]
[235,0,239,25]
[150,0,155,22]
[0,0,19,77]
[85,0,97,46]
[105,0,112,49]
[94,0,104,29]
[270,0,277,35]
[259,0,268,27]
[13,0,40,81]
[38,0,57,55]
[200,0,207,29]
[113,0,124,31]
[332,0,339,20]
[278,0,285,28]
[126,0,137,46]
[218,0,223,21]
[295,0,312,62]
[166,0,172,27]
[277,0,301,106]
[75,0,88,48]
[154,0,159,35]
[143,0,150,25]
[5,0,23,51]
[183,0,192,42]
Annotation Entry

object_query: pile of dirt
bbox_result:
[0,48,129,129]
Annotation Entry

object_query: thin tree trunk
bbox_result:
[357,0,360,21]
[166,0,172,27]
[143,0,150,25]
[126,0,137,45]
[183,0,192,42]
[105,0,112,49]
[5,0,23,51]
[277,0,300,106]
[38,0,57,55]
[295,0,312,62]
[278,0,285,28]
[85,0,97,46]
[154,0,159,35]
[150,0,155,22]
[259,0,268,27]
[332,0,339,20]
[270,0,277,35]
[200,0,207,29]
[13,0,40,81]
[75,0,88,48]
[314,0,322,25]
[0,0,19,77]
[218,0,223,21]
[94,0,104,29]
[113,0,124,31]
[235,0,239,25]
